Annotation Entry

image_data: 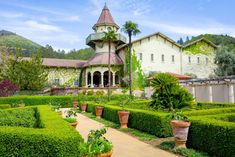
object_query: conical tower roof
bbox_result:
[93,4,119,30]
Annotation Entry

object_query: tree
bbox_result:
[102,30,117,101]
[177,37,184,45]
[0,48,48,90]
[150,73,194,111]
[214,47,235,76]
[121,21,141,97]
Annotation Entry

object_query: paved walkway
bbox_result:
[76,113,177,157]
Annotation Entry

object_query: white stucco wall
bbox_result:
[95,42,116,53]
[130,34,182,75]
[182,52,216,78]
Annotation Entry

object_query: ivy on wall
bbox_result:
[183,41,214,55]
[124,48,147,90]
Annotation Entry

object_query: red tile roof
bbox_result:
[148,72,192,80]
[23,57,86,68]
[83,52,123,67]
[93,4,119,29]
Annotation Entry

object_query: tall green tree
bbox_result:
[0,48,48,90]
[102,30,117,101]
[214,47,235,76]
[121,21,141,97]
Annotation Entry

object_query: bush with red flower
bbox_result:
[0,80,18,97]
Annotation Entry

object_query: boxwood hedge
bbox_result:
[0,105,83,156]
[187,117,235,157]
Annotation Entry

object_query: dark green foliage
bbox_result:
[0,107,37,127]
[214,48,235,76]
[150,73,194,111]
[0,95,77,107]
[187,34,235,52]
[64,118,77,123]
[175,148,209,157]
[0,104,11,109]
[187,117,235,157]
[185,107,235,116]
[0,50,48,90]
[159,141,175,150]
[0,105,83,156]
[197,102,235,109]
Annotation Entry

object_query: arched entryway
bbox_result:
[115,71,120,85]
[103,71,113,87]
[93,71,101,87]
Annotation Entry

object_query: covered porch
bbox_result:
[85,68,121,88]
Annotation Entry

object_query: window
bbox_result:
[197,57,200,64]
[107,27,112,31]
[188,56,191,63]
[139,53,142,61]
[172,55,175,63]
[54,79,60,85]
[161,54,164,62]
[151,54,154,62]
[206,58,209,64]
[73,80,79,86]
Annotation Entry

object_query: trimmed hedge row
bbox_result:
[77,94,131,102]
[0,104,11,109]
[0,105,83,156]
[0,107,37,128]
[185,107,235,116]
[83,101,171,137]
[0,96,77,107]
[197,102,235,109]
[187,117,235,157]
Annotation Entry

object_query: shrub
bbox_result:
[0,104,11,109]
[87,90,95,95]
[0,107,37,128]
[0,95,77,107]
[187,117,235,157]
[96,90,105,96]
[64,118,77,123]
[197,102,235,109]
[0,105,83,156]
[150,73,194,111]
[0,80,18,97]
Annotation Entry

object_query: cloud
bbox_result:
[140,20,235,37]
[24,20,63,32]
[0,11,24,18]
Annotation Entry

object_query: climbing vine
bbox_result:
[183,41,214,55]
[124,48,147,90]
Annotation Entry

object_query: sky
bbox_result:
[0,0,235,52]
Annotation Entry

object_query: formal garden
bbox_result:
[0,73,234,157]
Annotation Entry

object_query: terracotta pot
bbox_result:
[96,106,104,118]
[96,151,113,157]
[73,100,78,108]
[118,111,130,128]
[71,122,78,128]
[81,103,87,112]
[171,120,191,148]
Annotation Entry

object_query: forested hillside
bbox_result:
[0,30,95,60]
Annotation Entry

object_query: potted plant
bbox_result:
[66,109,79,128]
[80,128,113,157]
[73,100,78,108]
[95,97,104,118]
[170,112,191,148]
[81,102,87,112]
[118,98,132,128]
[64,118,78,128]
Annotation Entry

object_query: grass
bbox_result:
[159,141,209,157]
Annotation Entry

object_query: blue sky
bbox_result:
[0,0,235,51]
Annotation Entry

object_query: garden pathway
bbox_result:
[76,113,177,157]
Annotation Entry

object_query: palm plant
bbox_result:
[102,30,117,101]
[121,21,141,97]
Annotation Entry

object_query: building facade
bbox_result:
[36,4,217,87]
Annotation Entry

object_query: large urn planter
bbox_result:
[118,111,130,128]
[71,122,78,128]
[96,106,104,118]
[96,151,112,157]
[81,103,87,112]
[171,120,191,148]
[73,100,78,108]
